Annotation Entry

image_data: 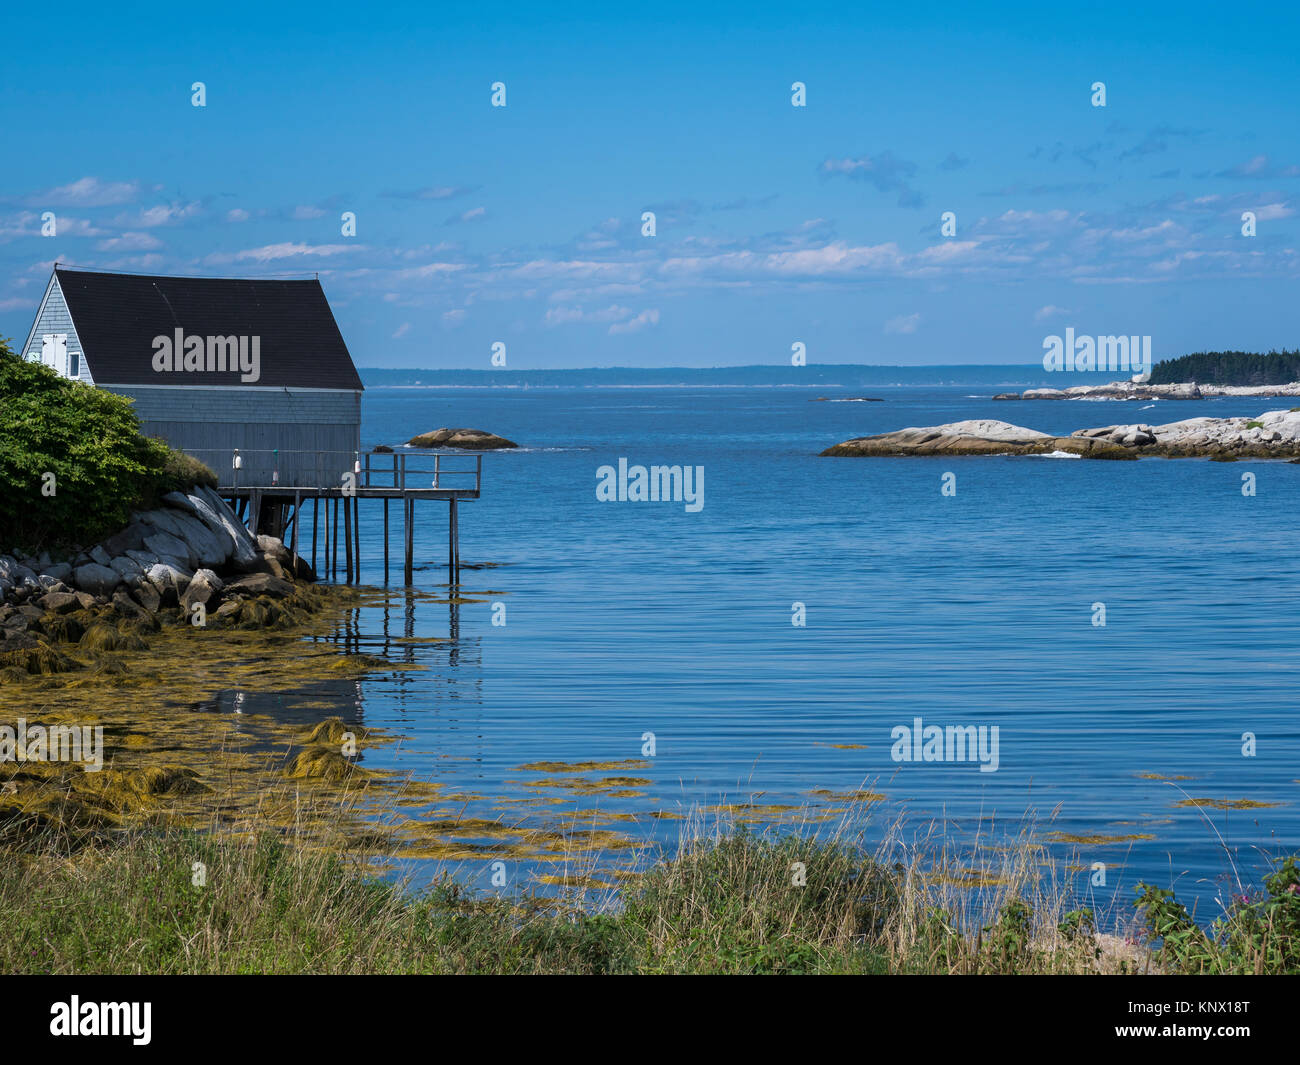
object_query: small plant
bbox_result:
[1135,856,1300,973]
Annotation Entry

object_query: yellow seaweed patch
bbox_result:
[516,759,651,773]
[1045,831,1156,844]
[516,776,652,796]
[1174,798,1282,810]
[285,746,370,782]
[1138,773,1194,781]
[301,717,376,746]
[926,868,1010,888]
[808,788,887,803]
[533,873,616,890]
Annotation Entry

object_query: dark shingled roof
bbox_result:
[54,268,364,390]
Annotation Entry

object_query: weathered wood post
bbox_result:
[404,496,414,586]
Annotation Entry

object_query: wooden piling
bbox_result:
[383,497,390,582]
[404,496,414,586]
[352,493,361,583]
[311,496,319,572]
[344,494,353,584]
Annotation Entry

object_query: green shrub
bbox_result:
[1135,856,1300,973]
[0,338,215,552]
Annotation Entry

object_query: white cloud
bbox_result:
[608,308,660,334]
[95,231,163,251]
[213,242,361,264]
[1034,304,1071,321]
[884,313,921,334]
[35,176,140,207]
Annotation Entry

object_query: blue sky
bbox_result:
[1,0,1297,368]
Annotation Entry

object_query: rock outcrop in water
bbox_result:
[407,427,518,450]
[992,380,1300,401]
[1,486,319,675]
[821,408,1300,459]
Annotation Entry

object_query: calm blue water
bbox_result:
[281,385,1300,919]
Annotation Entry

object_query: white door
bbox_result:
[41,334,69,377]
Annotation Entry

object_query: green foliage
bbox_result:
[1149,349,1300,386]
[0,338,215,553]
[1135,856,1300,973]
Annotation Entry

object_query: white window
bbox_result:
[40,334,70,377]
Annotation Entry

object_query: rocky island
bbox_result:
[993,380,1300,401]
[406,427,518,450]
[821,408,1300,460]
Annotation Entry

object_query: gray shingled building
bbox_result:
[22,267,364,488]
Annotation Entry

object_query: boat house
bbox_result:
[21,267,364,488]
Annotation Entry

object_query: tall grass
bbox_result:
[0,798,1168,975]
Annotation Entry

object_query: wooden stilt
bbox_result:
[383,497,390,583]
[291,491,300,562]
[404,496,414,586]
[448,498,460,585]
[311,496,319,572]
[352,494,361,583]
[331,497,340,581]
[344,494,353,584]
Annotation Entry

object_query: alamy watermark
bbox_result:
[152,329,261,383]
[0,718,103,771]
[596,459,704,512]
[1042,328,1152,381]
[890,716,999,773]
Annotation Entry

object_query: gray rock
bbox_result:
[99,522,151,559]
[73,563,121,597]
[257,535,291,564]
[112,590,147,618]
[172,512,232,568]
[145,562,191,606]
[143,530,196,568]
[109,557,147,587]
[41,562,73,584]
[193,486,260,569]
[37,591,81,614]
[89,545,113,567]
[140,507,191,540]
[133,583,162,614]
[181,568,224,613]
[162,491,201,516]
[224,573,294,599]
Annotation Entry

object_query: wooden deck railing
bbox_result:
[181,448,483,495]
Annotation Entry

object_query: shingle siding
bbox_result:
[103,386,361,488]
[24,277,94,383]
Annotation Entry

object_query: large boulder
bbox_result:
[109,556,147,587]
[143,530,196,568]
[171,511,233,568]
[145,562,191,606]
[223,573,294,599]
[99,522,152,559]
[37,591,81,615]
[72,563,121,597]
[191,486,260,568]
[180,568,224,613]
[406,427,518,450]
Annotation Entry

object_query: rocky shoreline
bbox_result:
[993,380,1300,401]
[1,485,322,677]
[821,407,1300,460]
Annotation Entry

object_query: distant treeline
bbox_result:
[1150,350,1300,386]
